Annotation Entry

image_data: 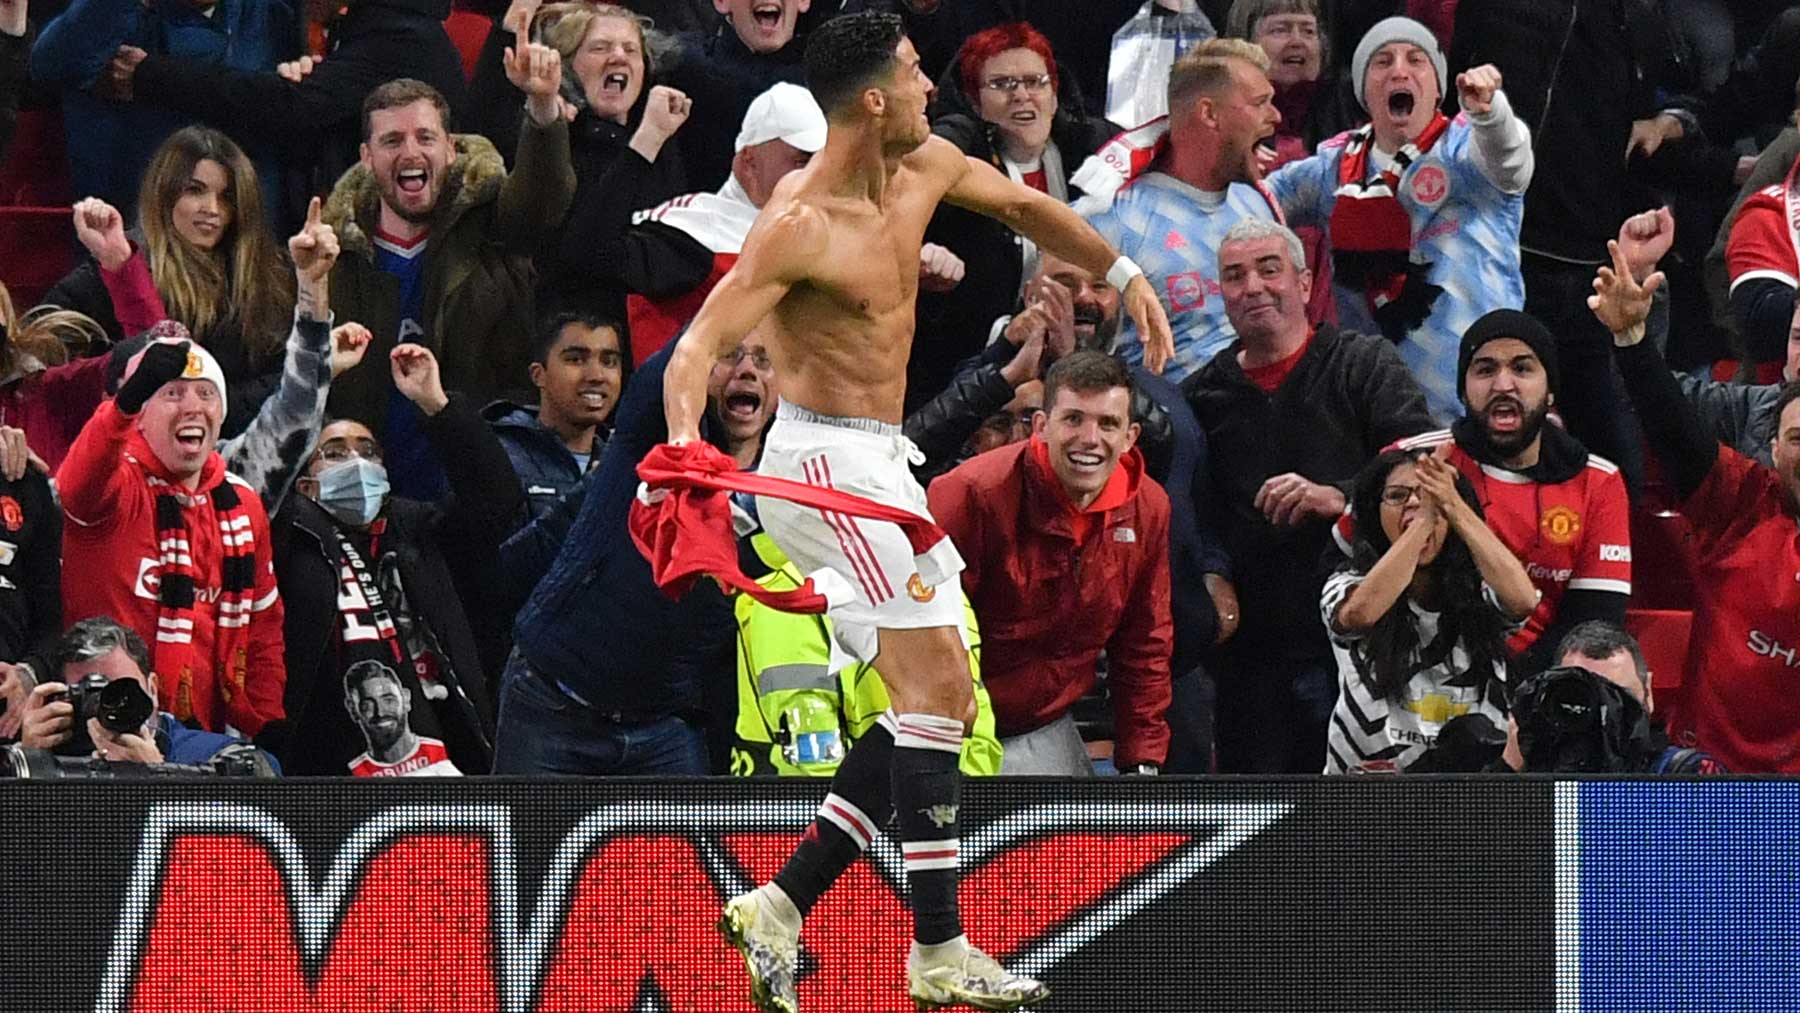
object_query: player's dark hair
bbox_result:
[1041,349,1132,411]
[1340,447,1510,700]
[805,12,906,116]
[343,659,404,702]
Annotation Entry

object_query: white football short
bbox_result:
[756,401,966,664]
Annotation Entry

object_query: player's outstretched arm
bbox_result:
[663,203,822,444]
[934,139,1175,373]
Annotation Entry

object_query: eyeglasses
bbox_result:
[716,347,773,371]
[316,438,382,464]
[980,409,1037,435]
[1379,485,1424,507]
[983,74,1053,94]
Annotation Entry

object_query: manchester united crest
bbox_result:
[1539,505,1581,545]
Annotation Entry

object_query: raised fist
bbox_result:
[72,197,131,272]
[1455,64,1502,116]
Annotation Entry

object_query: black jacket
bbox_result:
[1448,0,1665,262]
[1185,325,1435,659]
[130,0,467,203]
[537,111,691,321]
[271,392,523,775]
[0,470,61,690]
[664,21,806,191]
[913,99,1112,412]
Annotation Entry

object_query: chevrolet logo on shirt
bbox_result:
[1401,693,1471,725]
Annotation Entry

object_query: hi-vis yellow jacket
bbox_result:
[730,534,1002,777]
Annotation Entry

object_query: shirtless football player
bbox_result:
[660,13,1174,1012]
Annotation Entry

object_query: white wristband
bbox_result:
[1106,255,1144,291]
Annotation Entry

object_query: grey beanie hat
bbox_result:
[1351,16,1446,112]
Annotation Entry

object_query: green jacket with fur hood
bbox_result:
[321,116,575,434]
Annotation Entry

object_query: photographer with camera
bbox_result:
[1501,621,1725,774]
[17,617,277,771]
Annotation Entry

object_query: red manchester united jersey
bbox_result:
[1336,430,1632,653]
[1666,449,1800,773]
[1726,184,1799,294]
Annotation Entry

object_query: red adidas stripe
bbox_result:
[819,457,894,602]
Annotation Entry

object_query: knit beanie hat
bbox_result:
[124,320,228,418]
[1457,309,1560,403]
[1351,16,1446,112]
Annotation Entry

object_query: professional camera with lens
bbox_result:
[55,674,156,757]
[1,744,276,779]
[1511,665,1654,773]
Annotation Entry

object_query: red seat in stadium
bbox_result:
[1625,608,1689,697]
[0,207,76,310]
[0,108,72,207]
[1627,507,1696,611]
[445,9,491,82]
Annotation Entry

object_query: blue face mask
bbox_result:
[314,457,390,528]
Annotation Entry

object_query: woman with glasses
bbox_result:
[1319,444,1538,773]
[910,22,1116,413]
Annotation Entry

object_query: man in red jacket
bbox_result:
[57,331,286,740]
[927,350,1173,774]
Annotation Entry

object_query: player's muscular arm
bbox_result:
[663,204,824,444]
[933,139,1175,373]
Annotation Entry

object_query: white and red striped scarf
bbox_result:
[145,469,258,726]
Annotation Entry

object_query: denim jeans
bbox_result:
[490,650,710,776]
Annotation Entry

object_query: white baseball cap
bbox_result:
[735,82,829,154]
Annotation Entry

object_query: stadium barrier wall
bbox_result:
[1,778,1793,1011]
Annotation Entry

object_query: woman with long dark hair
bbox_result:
[43,126,295,436]
[1320,444,1538,772]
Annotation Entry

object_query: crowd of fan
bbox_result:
[0,0,1796,779]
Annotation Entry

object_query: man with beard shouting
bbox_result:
[1338,307,1633,676]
